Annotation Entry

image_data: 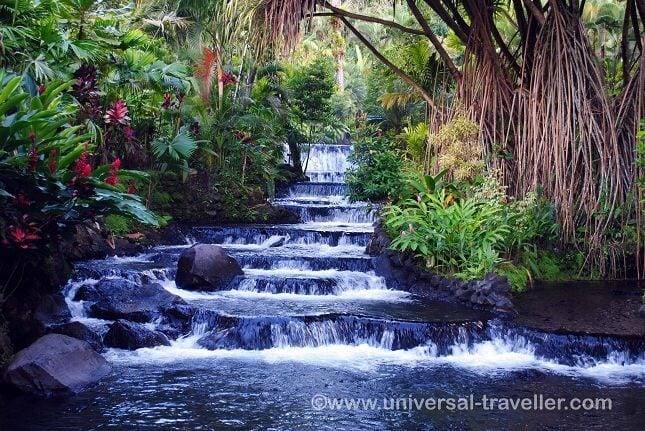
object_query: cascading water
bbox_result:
[5,142,644,430]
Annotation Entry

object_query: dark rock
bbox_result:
[0,250,73,350]
[160,304,199,334]
[62,221,112,261]
[79,278,184,322]
[478,282,492,295]
[103,320,170,350]
[455,287,471,300]
[639,305,645,318]
[268,236,286,247]
[176,244,243,291]
[33,293,71,326]
[2,334,111,397]
[489,293,514,310]
[47,322,103,352]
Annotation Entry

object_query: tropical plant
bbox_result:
[346,135,406,202]
[0,72,158,256]
[383,173,559,290]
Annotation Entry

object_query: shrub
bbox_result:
[399,122,428,164]
[104,214,132,236]
[431,117,483,182]
[383,173,559,290]
[346,136,406,202]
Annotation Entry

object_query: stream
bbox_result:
[1,143,644,430]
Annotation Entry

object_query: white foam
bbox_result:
[103,340,645,383]
[159,278,410,302]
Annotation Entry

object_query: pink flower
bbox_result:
[104,100,130,126]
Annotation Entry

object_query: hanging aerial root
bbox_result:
[514,4,630,276]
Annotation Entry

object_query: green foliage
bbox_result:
[431,117,483,182]
[383,174,559,290]
[0,72,159,256]
[399,122,428,164]
[347,135,406,202]
[286,57,335,123]
[103,214,131,235]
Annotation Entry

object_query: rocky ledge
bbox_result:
[367,221,515,313]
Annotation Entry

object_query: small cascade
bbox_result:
[230,269,387,295]
[169,311,645,371]
[278,182,349,199]
[235,254,374,272]
[192,311,487,352]
[306,171,346,183]
[190,226,372,247]
[303,144,352,173]
[278,203,376,223]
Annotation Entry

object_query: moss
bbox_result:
[104,214,132,236]
[497,263,530,292]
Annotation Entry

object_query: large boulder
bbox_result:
[47,321,103,352]
[2,334,111,397]
[103,320,170,350]
[76,278,185,323]
[175,244,243,291]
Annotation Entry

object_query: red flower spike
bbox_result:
[6,223,41,249]
[105,157,121,186]
[48,148,59,175]
[74,151,93,178]
[104,100,131,126]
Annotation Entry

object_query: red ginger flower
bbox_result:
[105,158,121,186]
[74,151,93,178]
[104,100,130,126]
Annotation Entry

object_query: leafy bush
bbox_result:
[431,117,483,182]
[104,214,132,236]
[0,72,158,256]
[286,57,335,123]
[399,122,428,164]
[383,174,559,290]
[347,136,406,202]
